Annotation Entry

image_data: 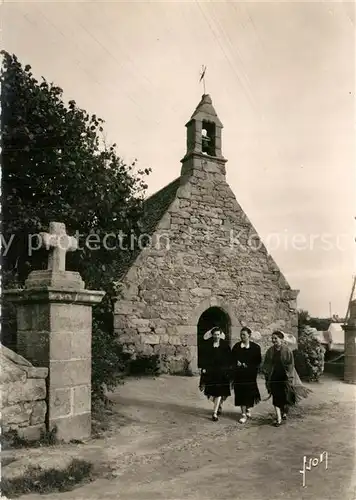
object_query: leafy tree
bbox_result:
[298,309,310,332]
[295,326,325,382]
[296,311,327,381]
[298,309,331,333]
[308,317,331,332]
[1,51,151,399]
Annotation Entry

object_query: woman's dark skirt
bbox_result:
[269,364,290,408]
[267,354,311,409]
[233,380,261,408]
[269,380,296,408]
[199,369,231,400]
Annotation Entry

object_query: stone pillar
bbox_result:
[342,300,356,384]
[5,222,105,441]
[6,272,104,441]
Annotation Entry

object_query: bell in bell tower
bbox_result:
[201,121,216,156]
[181,94,227,178]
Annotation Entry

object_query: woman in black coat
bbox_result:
[199,327,232,421]
[231,327,262,423]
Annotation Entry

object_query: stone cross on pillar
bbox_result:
[5,220,105,442]
[40,222,78,272]
[25,222,83,289]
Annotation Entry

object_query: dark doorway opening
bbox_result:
[197,307,231,368]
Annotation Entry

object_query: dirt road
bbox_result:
[19,374,355,500]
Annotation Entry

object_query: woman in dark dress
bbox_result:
[231,327,262,423]
[262,330,311,426]
[199,327,232,421]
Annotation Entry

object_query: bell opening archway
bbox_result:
[197,307,231,368]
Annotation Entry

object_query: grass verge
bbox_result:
[2,428,58,450]
[1,458,94,498]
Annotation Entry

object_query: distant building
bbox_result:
[327,322,345,351]
[312,329,332,349]
[312,323,344,352]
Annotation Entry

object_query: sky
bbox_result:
[3,0,355,317]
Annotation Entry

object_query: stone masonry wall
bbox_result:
[114,156,298,373]
[1,343,48,441]
[14,295,98,442]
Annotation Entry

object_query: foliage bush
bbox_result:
[91,321,132,399]
[298,309,331,333]
[295,327,325,382]
[293,349,309,380]
[1,51,151,401]
[169,359,193,376]
[2,427,58,449]
[127,353,161,377]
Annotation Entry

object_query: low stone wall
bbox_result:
[1,343,48,441]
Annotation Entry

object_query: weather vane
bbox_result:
[199,65,207,94]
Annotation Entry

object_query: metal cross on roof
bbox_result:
[199,65,207,94]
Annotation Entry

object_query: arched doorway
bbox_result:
[197,307,231,368]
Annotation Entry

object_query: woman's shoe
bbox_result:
[274,419,282,427]
[282,413,287,420]
[212,414,219,422]
[239,414,247,424]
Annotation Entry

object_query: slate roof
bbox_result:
[115,177,181,280]
[141,177,181,235]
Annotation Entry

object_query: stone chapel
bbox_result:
[113,94,299,374]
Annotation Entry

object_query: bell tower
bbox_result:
[181,94,227,179]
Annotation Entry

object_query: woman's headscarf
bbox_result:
[203,327,226,340]
[273,330,285,339]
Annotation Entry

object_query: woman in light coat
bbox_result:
[262,330,311,426]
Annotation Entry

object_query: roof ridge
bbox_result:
[144,177,180,204]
